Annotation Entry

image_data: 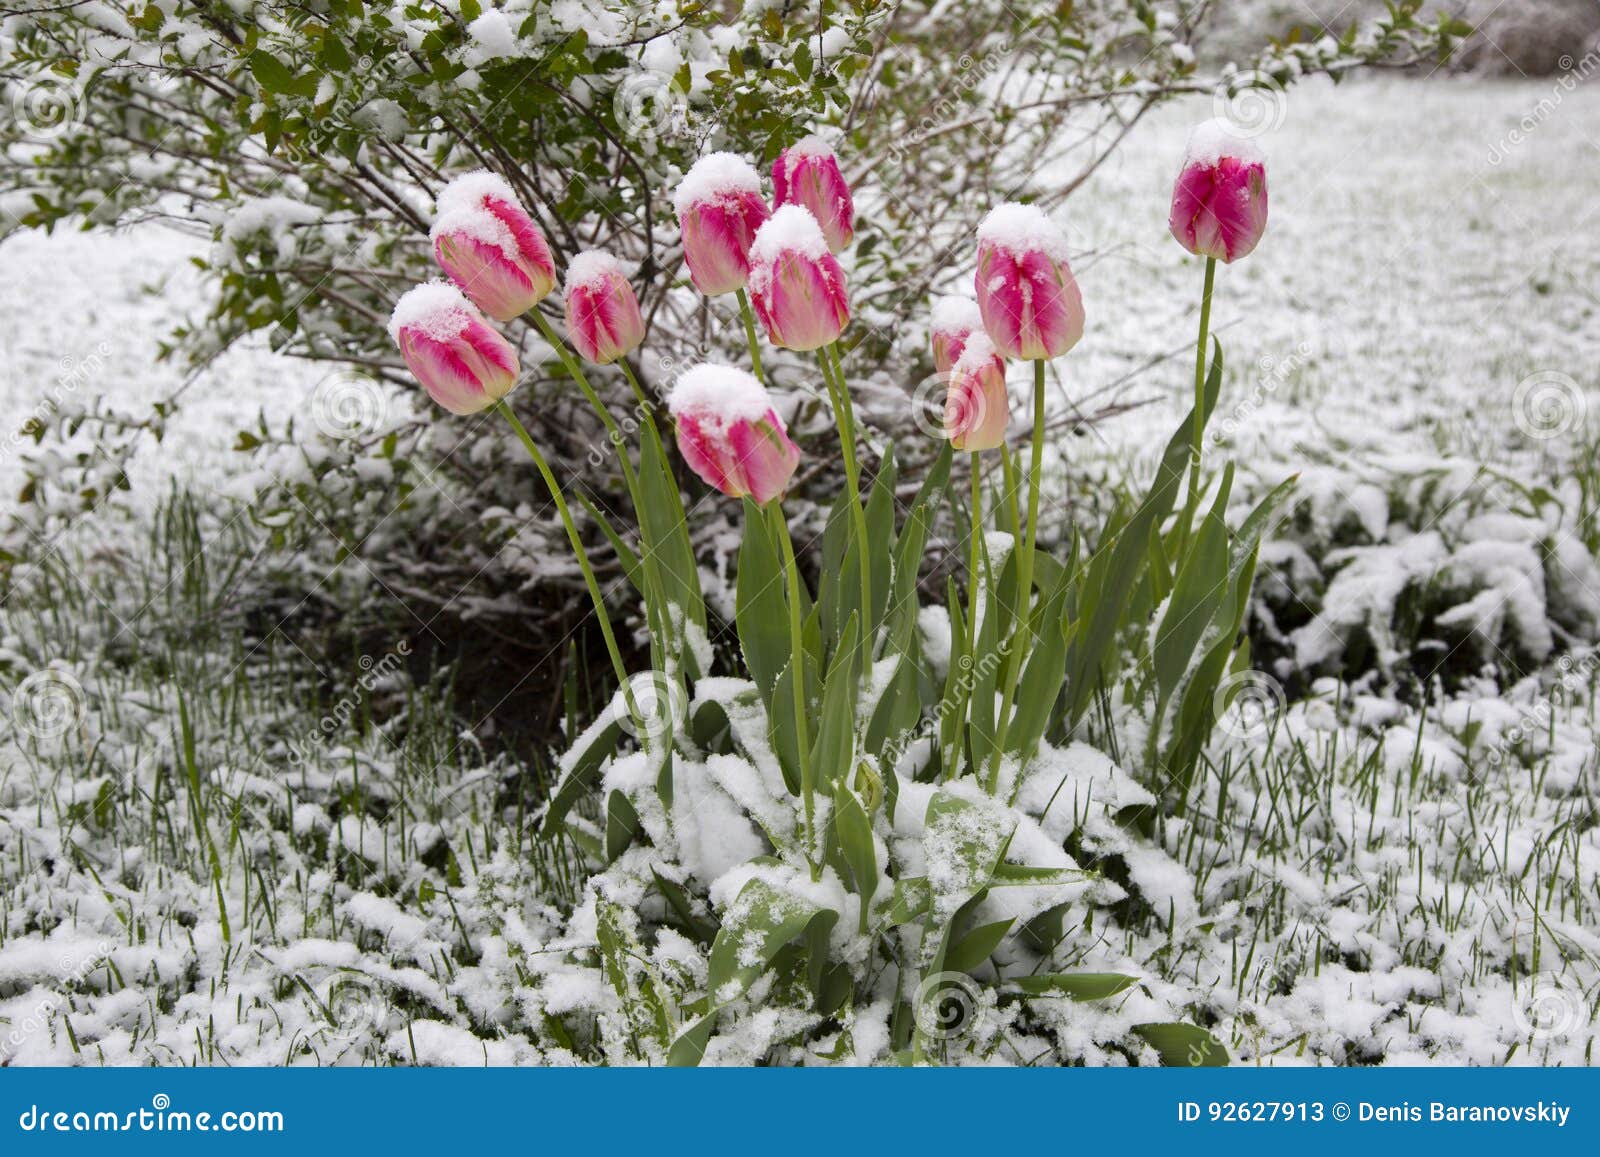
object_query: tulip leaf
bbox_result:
[668,876,838,1066]
[637,425,707,670]
[1132,1021,1231,1067]
[1009,972,1138,1001]
[832,779,879,930]
[539,708,624,837]
[945,917,1015,973]
[736,498,789,700]
[812,615,861,792]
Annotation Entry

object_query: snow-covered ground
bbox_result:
[2,76,1598,1065]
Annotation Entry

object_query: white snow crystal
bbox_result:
[386,280,476,342]
[673,151,763,217]
[1182,117,1266,168]
[976,201,1072,263]
[667,363,774,422]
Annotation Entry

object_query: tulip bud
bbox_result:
[673,152,771,296]
[747,205,850,351]
[1168,119,1268,263]
[930,295,985,376]
[773,135,854,252]
[388,281,520,415]
[974,202,1085,360]
[563,251,645,364]
[432,171,557,319]
[944,332,1010,452]
[667,364,800,506]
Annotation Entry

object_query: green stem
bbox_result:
[529,312,678,666]
[770,502,818,879]
[495,400,640,729]
[1180,256,1218,551]
[986,360,1047,793]
[960,451,984,783]
[736,287,766,384]
[819,345,873,641]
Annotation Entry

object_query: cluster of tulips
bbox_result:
[387,119,1268,814]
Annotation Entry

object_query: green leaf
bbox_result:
[832,780,878,930]
[736,499,789,700]
[812,615,860,792]
[945,918,1014,973]
[637,428,706,670]
[1133,1021,1230,1067]
[1009,972,1137,1000]
[887,876,931,926]
[668,877,838,1066]
[539,710,623,837]
[248,51,317,98]
[923,790,1012,924]
[604,789,640,863]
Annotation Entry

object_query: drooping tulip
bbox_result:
[974,202,1085,361]
[667,364,800,506]
[944,333,1010,452]
[1168,119,1268,263]
[772,135,854,253]
[673,152,771,296]
[930,295,985,376]
[431,171,557,319]
[562,251,645,364]
[388,281,520,415]
[747,205,850,351]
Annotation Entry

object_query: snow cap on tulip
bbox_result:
[944,332,1010,452]
[667,364,800,506]
[747,204,850,351]
[388,281,520,415]
[930,295,985,376]
[674,152,771,296]
[773,135,854,252]
[431,170,556,319]
[563,251,645,365]
[1168,119,1268,263]
[974,202,1085,361]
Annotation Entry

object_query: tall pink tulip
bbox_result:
[673,153,771,296]
[773,135,854,253]
[930,295,985,376]
[389,281,521,415]
[945,333,1009,452]
[432,171,557,320]
[563,251,645,365]
[974,203,1085,360]
[1168,119,1268,263]
[667,364,800,506]
[747,205,850,351]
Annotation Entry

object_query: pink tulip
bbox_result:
[563,251,645,364]
[667,364,800,506]
[431,171,556,320]
[974,203,1085,361]
[388,281,520,415]
[673,152,771,296]
[930,295,985,376]
[944,333,1010,452]
[773,135,854,253]
[747,205,850,352]
[1168,119,1268,263]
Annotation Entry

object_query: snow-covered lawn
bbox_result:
[2,76,1598,1065]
